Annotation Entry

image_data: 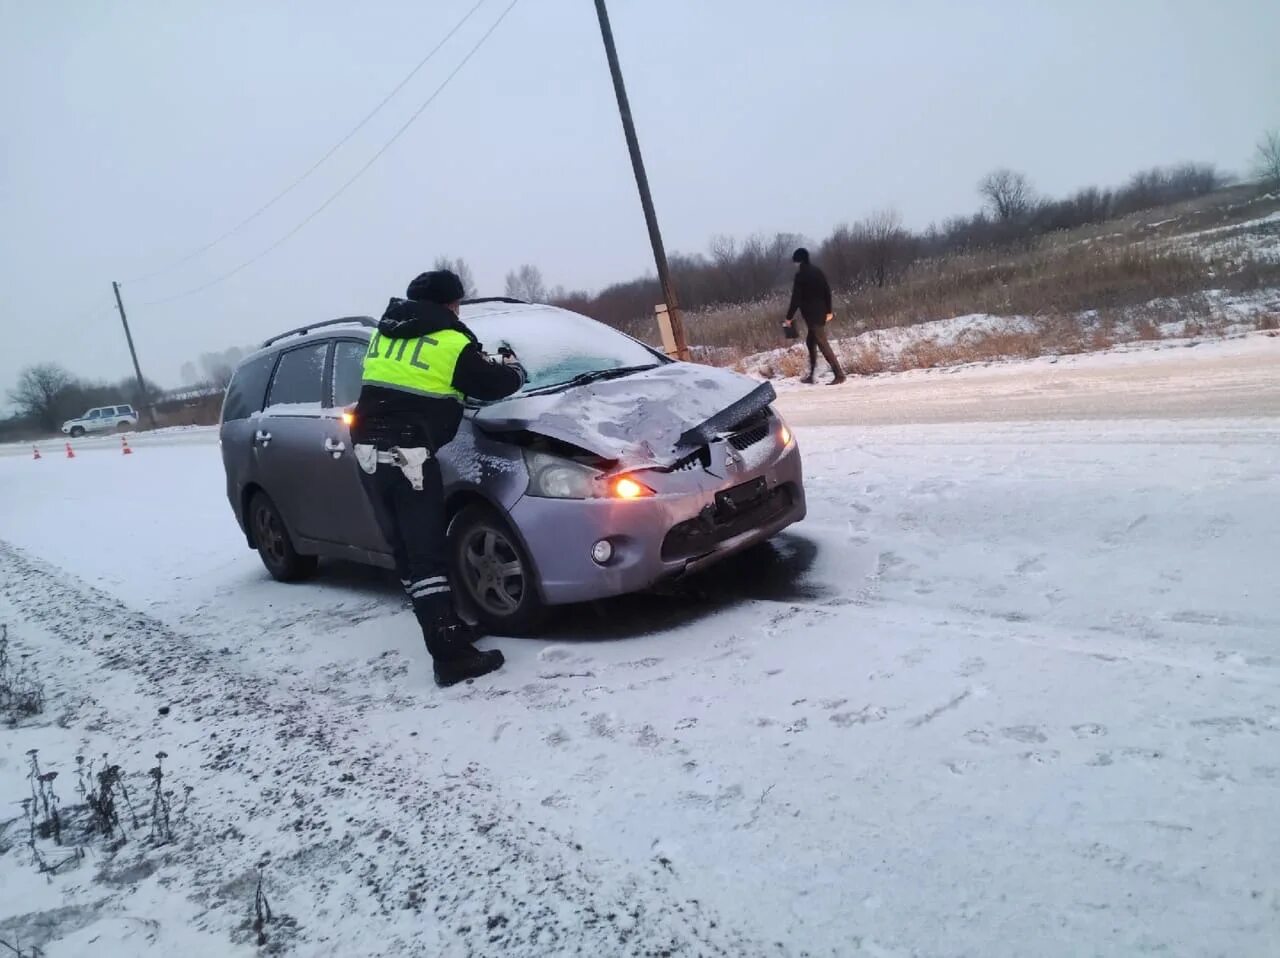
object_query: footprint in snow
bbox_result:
[1014,554,1047,576]
[1002,725,1048,744]
[1022,750,1060,765]
[830,706,887,728]
[956,657,986,677]
[674,717,697,731]
[1072,722,1107,738]
[633,724,661,748]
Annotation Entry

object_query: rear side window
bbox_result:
[266,343,328,409]
[332,341,366,407]
[222,354,276,422]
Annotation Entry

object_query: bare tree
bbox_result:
[199,350,237,389]
[504,264,547,302]
[979,169,1034,221]
[1256,130,1280,190]
[432,256,476,298]
[179,361,199,386]
[7,363,76,431]
[863,209,913,287]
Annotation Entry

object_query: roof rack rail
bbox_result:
[461,296,527,305]
[262,316,376,348]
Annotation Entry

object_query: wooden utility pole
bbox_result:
[593,0,690,361]
[111,281,158,428]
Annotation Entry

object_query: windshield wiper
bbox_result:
[526,364,660,395]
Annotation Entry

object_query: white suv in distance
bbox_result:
[62,405,140,437]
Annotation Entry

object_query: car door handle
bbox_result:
[324,438,346,456]
[255,430,272,446]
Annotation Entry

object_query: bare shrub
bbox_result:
[896,339,954,370]
[1255,313,1279,331]
[0,626,45,724]
[842,342,888,376]
[1132,317,1163,341]
[775,350,808,379]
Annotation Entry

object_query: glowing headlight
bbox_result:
[612,476,654,499]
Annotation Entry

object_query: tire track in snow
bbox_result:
[0,539,755,957]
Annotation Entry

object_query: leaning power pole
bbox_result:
[593,0,690,361]
[111,281,158,429]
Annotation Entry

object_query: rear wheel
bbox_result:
[449,504,546,635]
[116,421,132,432]
[250,491,317,582]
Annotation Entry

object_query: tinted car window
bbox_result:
[222,354,276,422]
[332,341,366,408]
[266,343,327,408]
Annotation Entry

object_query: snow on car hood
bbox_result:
[472,363,775,466]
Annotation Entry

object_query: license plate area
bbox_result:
[715,477,768,516]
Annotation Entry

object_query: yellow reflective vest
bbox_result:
[360,328,469,400]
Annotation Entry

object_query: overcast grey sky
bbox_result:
[2,0,1277,399]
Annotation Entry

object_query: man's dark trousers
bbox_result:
[806,321,843,379]
[359,458,455,657]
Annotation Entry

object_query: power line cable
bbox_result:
[137,0,520,309]
[122,0,490,285]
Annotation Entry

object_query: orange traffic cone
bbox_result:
[65,442,75,459]
[121,435,133,456]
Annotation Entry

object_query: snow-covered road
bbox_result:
[1,393,1278,953]
[775,332,1280,425]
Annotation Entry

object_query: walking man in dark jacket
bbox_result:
[351,269,526,687]
[784,248,846,384]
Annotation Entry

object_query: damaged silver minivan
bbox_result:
[220,300,805,632]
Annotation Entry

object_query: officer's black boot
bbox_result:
[435,640,504,686]
[431,622,504,687]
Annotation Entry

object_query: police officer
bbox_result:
[351,269,525,687]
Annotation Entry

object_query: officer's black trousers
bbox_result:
[358,458,456,659]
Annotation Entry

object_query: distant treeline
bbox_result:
[538,161,1229,330]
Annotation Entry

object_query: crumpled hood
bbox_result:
[473,363,775,465]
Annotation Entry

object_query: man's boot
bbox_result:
[430,621,504,688]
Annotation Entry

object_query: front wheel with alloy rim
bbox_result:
[69,426,85,438]
[449,504,546,635]
[249,491,317,582]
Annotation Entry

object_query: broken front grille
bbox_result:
[728,422,769,450]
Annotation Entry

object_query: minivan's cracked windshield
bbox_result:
[467,307,664,393]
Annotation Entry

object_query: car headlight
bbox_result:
[775,411,794,448]
[525,450,601,499]
[524,450,656,500]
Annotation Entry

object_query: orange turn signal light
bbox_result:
[780,424,792,446]
[341,411,355,427]
[612,476,653,499]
